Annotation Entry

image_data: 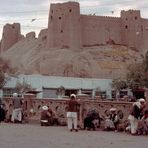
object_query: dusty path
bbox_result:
[0,123,147,148]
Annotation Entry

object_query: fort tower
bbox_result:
[47,2,82,49]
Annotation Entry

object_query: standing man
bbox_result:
[11,93,23,123]
[66,94,79,132]
[128,98,146,135]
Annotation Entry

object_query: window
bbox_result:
[99,91,106,99]
[135,16,138,20]
[81,89,92,97]
[3,88,19,97]
[125,25,128,29]
[69,9,72,12]
[43,88,57,98]
[65,89,78,97]
[50,16,53,20]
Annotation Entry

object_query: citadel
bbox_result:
[0,1,148,53]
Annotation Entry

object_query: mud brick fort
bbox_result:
[47,2,148,51]
[1,1,148,52]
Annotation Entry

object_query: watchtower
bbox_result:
[0,23,21,52]
[47,2,82,49]
[121,10,142,50]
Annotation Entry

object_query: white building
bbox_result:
[2,74,112,99]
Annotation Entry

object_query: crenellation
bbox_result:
[81,15,121,22]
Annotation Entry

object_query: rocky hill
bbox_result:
[0,37,142,79]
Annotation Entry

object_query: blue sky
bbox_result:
[0,0,148,39]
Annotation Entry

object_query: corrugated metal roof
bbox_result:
[4,74,112,91]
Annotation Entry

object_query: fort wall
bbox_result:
[81,15,122,46]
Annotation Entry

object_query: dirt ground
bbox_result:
[0,123,148,148]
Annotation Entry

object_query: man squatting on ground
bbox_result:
[128,98,146,135]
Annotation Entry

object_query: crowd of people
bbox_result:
[0,93,148,136]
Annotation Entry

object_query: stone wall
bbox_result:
[4,94,148,127]
[4,95,148,126]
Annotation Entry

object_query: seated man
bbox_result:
[40,106,59,126]
[48,108,59,126]
[40,106,52,126]
[137,110,148,135]
[84,110,100,131]
[104,108,119,131]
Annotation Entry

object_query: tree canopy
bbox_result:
[0,57,15,89]
[112,51,148,91]
[127,51,148,89]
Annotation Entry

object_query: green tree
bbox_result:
[111,78,128,91]
[0,70,6,89]
[0,57,14,89]
[126,51,148,89]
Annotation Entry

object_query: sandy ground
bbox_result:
[0,123,148,148]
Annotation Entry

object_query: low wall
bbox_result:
[3,95,148,126]
[3,95,148,125]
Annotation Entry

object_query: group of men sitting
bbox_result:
[83,107,120,131]
[83,99,148,135]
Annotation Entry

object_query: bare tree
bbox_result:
[15,80,32,96]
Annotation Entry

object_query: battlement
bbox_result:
[81,14,120,20]
[49,1,80,15]
[81,14,121,23]
[121,9,141,19]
